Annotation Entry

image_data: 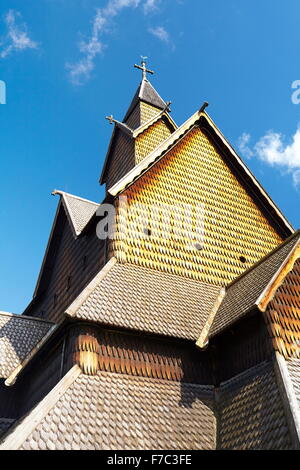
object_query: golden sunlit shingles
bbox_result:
[112,127,283,285]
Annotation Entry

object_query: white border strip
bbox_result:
[274,352,300,448]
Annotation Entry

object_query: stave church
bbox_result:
[0,60,300,450]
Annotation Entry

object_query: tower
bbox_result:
[100,58,176,189]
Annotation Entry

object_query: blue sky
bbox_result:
[1,0,300,313]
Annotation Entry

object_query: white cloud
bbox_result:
[67,0,141,85]
[255,128,300,170]
[238,126,300,188]
[144,0,160,14]
[237,132,254,159]
[0,10,38,59]
[148,25,169,43]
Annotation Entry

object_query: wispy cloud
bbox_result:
[237,132,254,159]
[144,0,160,14]
[67,0,141,85]
[148,25,169,43]
[0,10,38,59]
[238,126,300,188]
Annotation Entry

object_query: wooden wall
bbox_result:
[25,207,106,323]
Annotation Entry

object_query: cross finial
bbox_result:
[106,115,114,124]
[134,56,154,81]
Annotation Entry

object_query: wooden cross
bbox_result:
[134,57,154,81]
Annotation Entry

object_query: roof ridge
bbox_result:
[219,360,270,388]
[121,262,220,286]
[65,257,117,317]
[139,79,145,97]
[95,369,215,389]
[52,190,99,206]
[5,323,58,386]
[226,230,300,290]
[133,110,177,138]
[0,311,54,325]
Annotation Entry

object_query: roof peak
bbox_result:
[123,78,167,123]
[52,189,98,206]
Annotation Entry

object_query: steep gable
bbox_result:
[111,124,287,285]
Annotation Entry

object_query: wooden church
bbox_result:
[1,60,300,450]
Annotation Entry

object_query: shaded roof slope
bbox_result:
[66,258,222,340]
[6,368,215,450]
[210,231,300,338]
[287,359,300,410]
[217,361,292,449]
[0,312,54,379]
[52,190,99,237]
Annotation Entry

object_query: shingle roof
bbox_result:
[287,358,300,411]
[2,361,293,450]
[52,190,99,237]
[19,370,215,450]
[124,79,167,122]
[209,232,300,338]
[217,361,292,450]
[0,312,53,379]
[66,259,222,340]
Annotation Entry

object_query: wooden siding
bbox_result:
[111,126,283,285]
[25,206,106,323]
[68,325,214,383]
[18,339,65,416]
[125,104,140,130]
[106,130,135,190]
[140,101,161,123]
[135,118,173,163]
[264,257,300,359]
[213,314,273,384]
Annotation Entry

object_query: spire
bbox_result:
[123,57,168,125]
[100,58,175,188]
